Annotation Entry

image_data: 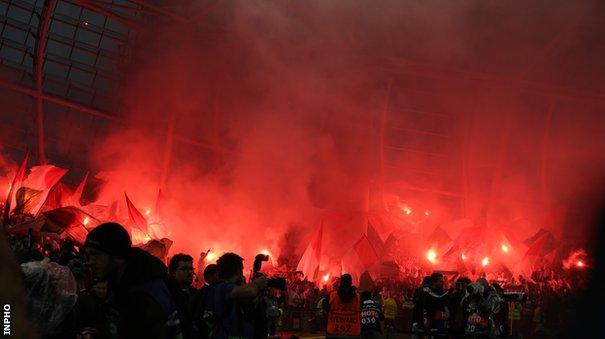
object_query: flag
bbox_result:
[3,151,29,226]
[138,238,173,262]
[13,187,43,214]
[382,232,398,260]
[22,165,68,191]
[524,231,557,258]
[296,223,323,280]
[125,193,149,235]
[353,235,379,269]
[37,183,73,214]
[427,225,452,249]
[69,173,88,207]
[41,206,93,232]
[523,228,557,254]
[341,246,364,285]
[7,216,45,235]
[367,221,385,257]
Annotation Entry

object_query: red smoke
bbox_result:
[1,1,605,272]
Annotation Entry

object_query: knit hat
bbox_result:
[84,222,132,258]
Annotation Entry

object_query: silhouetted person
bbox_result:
[411,275,431,333]
[84,222,182,338]
[423,273,450,335]
[360,291,383,339]
[324,274,361,338]
[210,253,267,339]
[190,264,219,338]
[168,253,197,339]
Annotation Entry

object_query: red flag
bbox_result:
[367,221,385,256]
[524,229,558,258]
[296,223,323,280]
[428,226,452,249]
[353,235,379,269]
[125,193,149,234]
[341,246,364,285]
[23,165,68,190]
[70,172,88,206]
[13,187,43,214]
[3,151,29,226]
[41,206,93,244]
[37,183,74,214]
[525,234,548,257]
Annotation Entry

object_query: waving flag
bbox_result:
[3,151,29,226]
[524,230,558,258]
[37,183,73,214]
[70,173,88,207]
[341,246,365,285]
[367,221,385,257]
[13,187,43,214]
[353,235,380,269]
[296,223,323,280]
[23,165,68,191]
[125,193,149,234]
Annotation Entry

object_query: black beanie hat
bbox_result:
[84,222,132,258]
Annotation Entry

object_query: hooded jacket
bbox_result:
[108,247,181,339]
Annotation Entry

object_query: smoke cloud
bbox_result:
[1,0,604,266]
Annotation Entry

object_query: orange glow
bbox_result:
[261,249,271,257]
[481,256,489,267]
[426,249,437,264]
[83,217,90,225]
[323,273,330,282]
[131,229,151,244]
[461,253,467,261]
[206,251,216,261]
[501,244,509,253]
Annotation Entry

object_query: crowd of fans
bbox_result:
[5,221,586,338]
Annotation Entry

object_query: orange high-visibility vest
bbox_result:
[326,291,361,336]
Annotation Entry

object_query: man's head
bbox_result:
[92,280,108,300]
[217,252,244,282]
[455,276,471,292]
[169,253,194,287]
[430,272,445,291]
[340,274,353,288]
[204,264,219,284]
[83,222,131,279]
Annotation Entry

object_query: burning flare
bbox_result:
[206,251,216,262]
[426,249,437,264]
[481,256,489,267]
[501,244,509,253]
[563,249,587,269]
[323,273,331,282]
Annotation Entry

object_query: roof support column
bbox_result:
[34,0,57,165]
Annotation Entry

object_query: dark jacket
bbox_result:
[190,282,220,339]
[166,276,197,339]
[109,247,181,339]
